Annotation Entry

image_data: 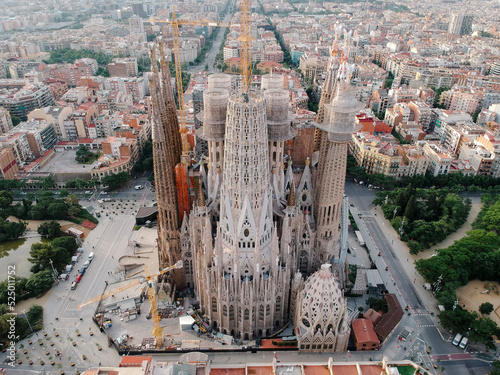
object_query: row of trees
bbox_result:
[0,189,98,225]
[0,176,56,192]
[133,141,153,173]
[29,236,79,274]
[374,184,471,253]
[102,171,131,190]
[347,154,500,192]
[416,194,500,348]
[43,48,112,66]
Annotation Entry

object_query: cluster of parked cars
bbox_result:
[452,333,468,349]
[70,252,95,290]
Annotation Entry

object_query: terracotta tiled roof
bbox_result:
[352,319,379,343]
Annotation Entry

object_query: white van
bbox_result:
[459,337,468,349]
[87,252,95,262]
[452,333,463,346]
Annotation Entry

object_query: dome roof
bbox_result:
[299,264,343,330]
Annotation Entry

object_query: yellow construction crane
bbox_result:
[78,260,183,347]
[149,10,230,159]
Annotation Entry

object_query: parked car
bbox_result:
[71,281,77,290]
[88,252,95,262]
[83,260,90,269]
[84,190,92,194]
[75,274,82,283]
[135,185,144,190]
[452,333,463,346]
[459,337,468,349]
[79,267,86,276]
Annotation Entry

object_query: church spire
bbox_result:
[287,182,295,208]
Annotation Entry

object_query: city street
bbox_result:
[345,180,494,375]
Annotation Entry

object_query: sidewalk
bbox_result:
[369,200,483,316]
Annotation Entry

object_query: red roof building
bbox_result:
[352,319,380,351]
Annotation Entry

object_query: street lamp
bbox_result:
[49,259,59,283]
[21,309,34,333]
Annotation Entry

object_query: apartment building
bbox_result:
[408,101,434,132]
[415,68,454,89]
[433,110,473,142]
[397,145,430,178]
[0,148,19,179]
[108,58,139,77]
[0,106,13,133]
[440,87,483,114]
[459,143,495,176]
[350,132,402,178]
[422,141,453,176]
[28,106,73,141]
[476,132,500,177]
[90,136,138,181]
[0,83,55,118]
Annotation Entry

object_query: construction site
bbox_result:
[76,0,370,353]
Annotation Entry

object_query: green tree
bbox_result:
[102,171,131,189]
[51,236,78,255]
[469,316,498,348]
[490,360,500,375]
[0,218,27,242]
[0,191,13,209]
[41,176,56,189]
[438,308,476,334]
[29,242,73,273]
[75,144,93,163]
[479,200,500,233]
[11,116,22,126]
[58,188,69,198]
[0,276,28,304]
[47,200,69,219]
[366,297,388,313]
[37,220,61,239]
[25,270,54,296]
[479,302,494,315]
[404,195,417,221]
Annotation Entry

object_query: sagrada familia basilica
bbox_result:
[148,30,363,352]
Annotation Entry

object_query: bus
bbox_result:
[355,231,365,246]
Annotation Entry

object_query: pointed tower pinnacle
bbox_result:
[287,183,296,208]
[314,60,364,265]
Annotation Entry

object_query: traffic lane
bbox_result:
[345,181,377,212]
[420,325,458,355]
[441,359,492,375]
[74,217,134,312]
[365,220,422,309]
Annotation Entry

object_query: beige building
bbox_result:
[299,54,327,82]
[0,107,13,134]
[0,148,19,179]
[350,132,402,177]
[397,145,430,178]
[459,143,494,176]
[28,106,73,141]
[90,137,138,181]
[476,132,500,177]
[422,141,453,176]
